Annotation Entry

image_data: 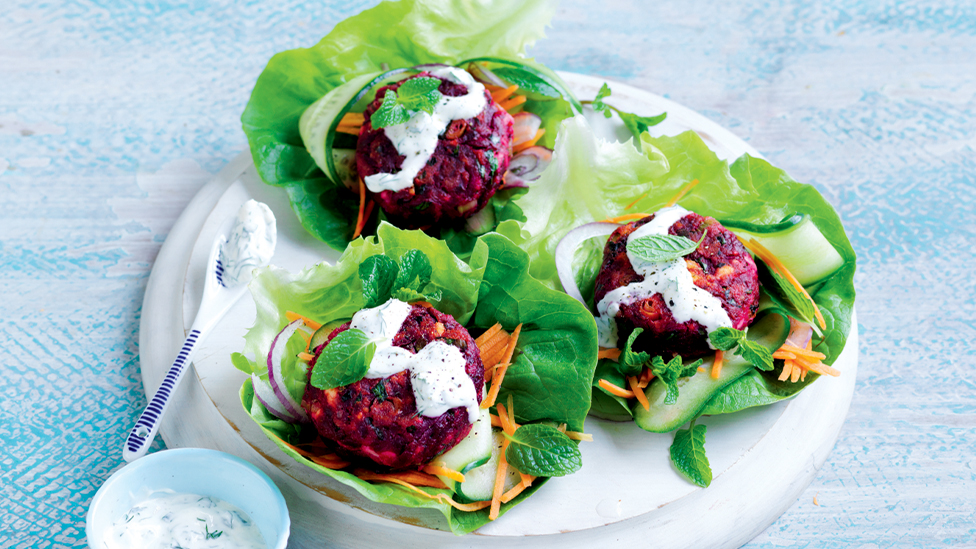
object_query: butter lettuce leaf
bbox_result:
[241,0,567,251]
[235,223,596,534]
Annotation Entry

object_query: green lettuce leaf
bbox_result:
[235,223,596,534]
[241,0,567,252]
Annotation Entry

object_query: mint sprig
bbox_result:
[708,327,774,372]
[627,233,706,264]
[586,83,667,144]
[309,328,376,390]
[650,355,704,405]
[504,423,582,477]
[670,421,712,487]
[370,77,444,129]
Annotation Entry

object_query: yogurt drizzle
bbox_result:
[103,492,266,549]
[364,66,487,194]
[595,206,733,348]
[219,200,276,287]
[350,299,480,423]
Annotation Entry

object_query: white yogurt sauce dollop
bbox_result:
[349,298,480,423]
[219,199,276,287]
[595,205,733,348]
[363,66,487,194]
[103,492,266,549]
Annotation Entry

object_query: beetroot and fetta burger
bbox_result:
[302,298,484,470]
[356,67,514,229]
[593,206,761,359]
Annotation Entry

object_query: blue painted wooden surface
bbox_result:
[2,1,974,546]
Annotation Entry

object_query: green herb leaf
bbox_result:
[310,328,376,389]
[370,89,410,129]
[769,268,816,322]
[651,355,703,405]
[670,422,712,487]
[626,233,706,264]
[619,328,649,376]
[394,249,432,292]
[618,110,667,141]
[504,423,582,477]
[736,339,775,371]
[492,66,561,98]
[359,254,399,308]
[591,83,613,118]
[708,327,745,351]
[369,77,444,129]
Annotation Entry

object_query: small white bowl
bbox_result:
[86,448,289,549]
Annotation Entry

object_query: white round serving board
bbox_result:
[139,72,858,548]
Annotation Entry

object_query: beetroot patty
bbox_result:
[593,211,760,359]
[356,72,514,229]
[302,304,484,470]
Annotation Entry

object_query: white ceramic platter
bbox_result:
[139,72,858,548]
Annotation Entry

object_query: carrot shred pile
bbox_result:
[598,347,621,361]
[423,463,465,483]
[775,340,839,382]
[285,311,322,330]
[743,237,826,330]
[627,375,650,411]
[351,177,375,239]
[480,324,522,409]
[598,378,634,398]
[513,129,545,153]
[336,112,364,135]
[297,351,316,362]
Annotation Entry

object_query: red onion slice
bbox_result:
[466,63,507,88]
[554,222,620,304]
[785,317,814,348]
[512,112,542,147]
[504,146,553,188]
[251,374,300,423]
[267,319,310,423]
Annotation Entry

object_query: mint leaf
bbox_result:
[504,423,582,477]
[708,327,745,351]
[591,83,613,118]
[651,355,703,405]
[737,339,775,371]
[670,422,712,487]
[626,233,705,264]
[618,110,667,141]
[359,255,399,308]
[492,67,560,98]
[397,76,443,114]
[310,328,376,389]
[768,267,816,323]
[370,89,410,129]
[394,249,432,292]
[619,328,649,376]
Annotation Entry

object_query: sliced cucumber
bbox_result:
[723,213,844,286]
[308,320,349,353]
[460,56,583,113]
[433,407,494,494]
[331,148,357,189]
[632,311,790,433]
[451,428,522,503]
[299,68,410,183]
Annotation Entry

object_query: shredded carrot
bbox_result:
[307,454,351,469]
[359,200,375,235]
[285,311,322,331]
[500,482,528,504]
[639,367,655,388]
[335,125,361,135]
[697,366,706,374]
[340,112,365,126]
[794,355,841,377]
[744,238,826,329]
[790,359,802,382]
[353,469,448,489]
[503,396,533,488]
[498,94,527,111]
[489,413,502,428]
[598,347,621,361]
[779,343,827,360]
[298,351,316,362]
[627,375,650,411]
[512,129,545,154]
[778,360,794,382]
[475,323,504,348]
[666,178,700,207]
[602,213,650,224]
[598,378,635,398]
[489,439,510,520]
[625,190,652,211]
[813,492,820,506]
[482,324,521,409]
[363,475,491,512]
[772,351,798,360]
[423,463,464,484]
[351,178,368,239]
[491,84,519,103]
[710,350,724,379]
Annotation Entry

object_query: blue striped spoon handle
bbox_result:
[123,236,247,462]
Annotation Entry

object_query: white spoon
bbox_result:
[123,199,276,462]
